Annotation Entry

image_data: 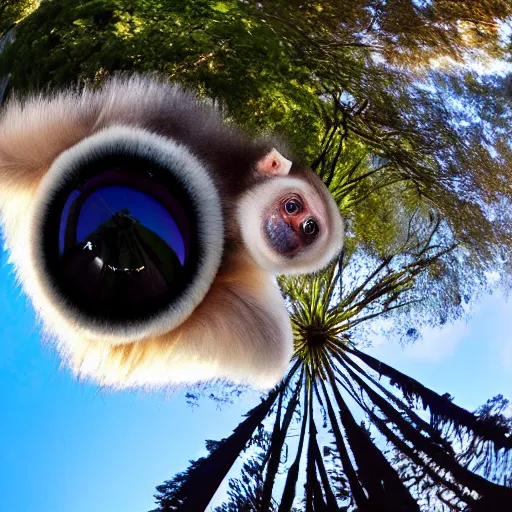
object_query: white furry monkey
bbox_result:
[0,75,343,389]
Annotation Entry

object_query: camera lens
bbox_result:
[42,154,199,325]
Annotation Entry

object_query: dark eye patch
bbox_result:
[43,155,199,325]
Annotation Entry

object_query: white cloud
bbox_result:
[365,317,470,363]
[401,320,470,362]
[481,295,512,370]
[369,294,512,365]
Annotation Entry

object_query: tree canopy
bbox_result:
[0,0,39,36]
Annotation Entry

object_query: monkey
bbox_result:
[0,74,343,390]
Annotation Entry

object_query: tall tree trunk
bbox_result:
[338,351,447,443]
[318,376,369,509]
[308,386,340,511]
[306,380,328,511]
[259,372,303,511]
[336,357,512,503]
[179,362,300,511]
[326,363,420,510]
[279,374,309,512]
[345,346,512,447]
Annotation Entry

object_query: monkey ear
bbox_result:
[256,148,292,176]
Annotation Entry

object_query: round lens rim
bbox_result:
[28,126,224,344]
[45,154,197,323]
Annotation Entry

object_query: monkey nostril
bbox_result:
[302,218,318,236]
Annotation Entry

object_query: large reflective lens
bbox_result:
[42,155,199,324]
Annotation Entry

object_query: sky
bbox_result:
[367,292,512,413]
[1,233,511,512]
[62,185,186,265]
[0,242,260,512]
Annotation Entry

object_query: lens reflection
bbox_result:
[59,186,186,264]
[46,162,197,322]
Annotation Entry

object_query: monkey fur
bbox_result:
[0,75,343,390]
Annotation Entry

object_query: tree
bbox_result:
[0,0,39,36]
[251,0,511,69]
[149,377,294,512]
[3,0,512,319]
[152,254,512,510]
[4,1,512,509]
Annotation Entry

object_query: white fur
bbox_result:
[0,76,298,390]
[23,126,224,345]
[237,177,344,275]
[57,258,294,390]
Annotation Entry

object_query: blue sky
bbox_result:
[367,293,512,413]
[1,231,511,512]
[0,242,260,512]
[68,186,186,264]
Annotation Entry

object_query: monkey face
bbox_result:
[265,192,321,257]
[18,126,224,344]
[237,176,344,275]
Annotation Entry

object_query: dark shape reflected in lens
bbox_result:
[59,186,186,265]
[60,186,186,311]
[42,155,199,325]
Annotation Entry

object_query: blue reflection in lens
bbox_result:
[59,186,185,264]
[59,189,80,256]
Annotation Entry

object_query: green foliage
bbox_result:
[0,0,322,156]
[5,1,512,510]
[2,0,510,337]
[252,0,511,69]
[0,0,39,36]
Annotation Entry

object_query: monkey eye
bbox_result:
[302,218,318,236]
[284,199,301,215]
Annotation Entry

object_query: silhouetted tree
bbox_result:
[152,249,512,511]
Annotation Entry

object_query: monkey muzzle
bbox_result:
[28,126,224,343]
[264,215,302,257]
